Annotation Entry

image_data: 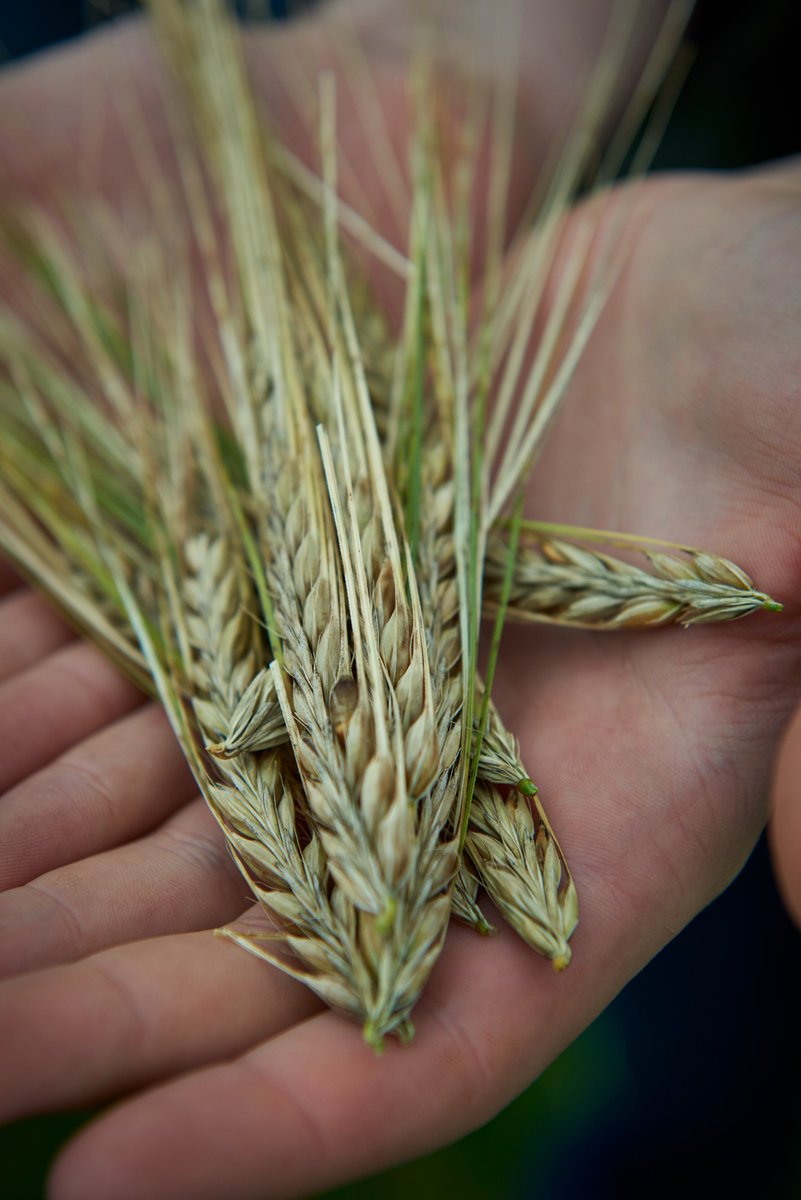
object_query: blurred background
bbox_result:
[1,1,800,1197]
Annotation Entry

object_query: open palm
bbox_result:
[1,10,800,1200]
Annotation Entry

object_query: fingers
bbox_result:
[45,922,606,1200]
[0,22,163,207]
[0,558,22,597]
[36,677,777,1200]
[0,640,142,795]
[0,921,320,1123]
[0,588,74,682]
[770,702,801,928]
[49,738,757,1200]
[0,798,248,977]
[0,702,195,890]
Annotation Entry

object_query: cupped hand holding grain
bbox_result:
[1,5,800,1199]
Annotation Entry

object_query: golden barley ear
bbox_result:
[466,783,578,969]
[486,527,781,630]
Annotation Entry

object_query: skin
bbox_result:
[1,4,800,1198]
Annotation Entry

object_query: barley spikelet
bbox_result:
[207,667,283,758]
[452,858,495,935]
[474,698,537,793]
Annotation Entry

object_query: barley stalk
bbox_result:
[163,0,464,1042]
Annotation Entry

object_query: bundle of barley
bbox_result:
[0,0,780,1050]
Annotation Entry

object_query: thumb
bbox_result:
[770,702,801,929]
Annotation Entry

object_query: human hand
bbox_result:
[1,7,800,1199]
[770,633,801,930]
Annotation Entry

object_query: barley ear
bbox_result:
[466,783,578,969]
